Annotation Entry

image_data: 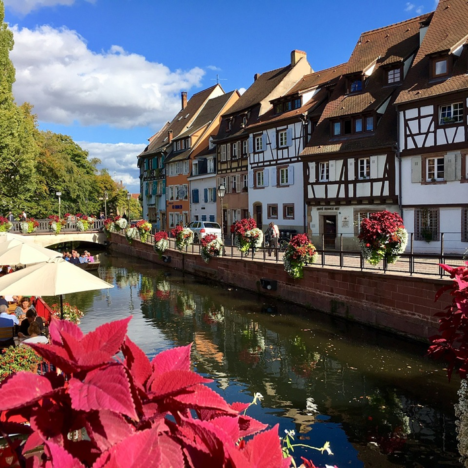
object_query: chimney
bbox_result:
[254,73,260,81]
[291,50,307,66]
[168,130,173,143]
[181,91,187,110]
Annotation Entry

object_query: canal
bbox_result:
[58,251,461,467]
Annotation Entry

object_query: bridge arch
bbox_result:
[18,232,107,249]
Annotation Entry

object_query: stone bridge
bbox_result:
[9,220,107,248]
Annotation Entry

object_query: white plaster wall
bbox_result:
[189,174,217,223]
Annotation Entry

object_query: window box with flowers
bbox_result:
[358,211,408,265]
[283,234,318,279]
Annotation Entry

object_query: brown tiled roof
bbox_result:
[141,85,221,157]
[346,13,431,75]
[283,63,347,97]
[223,66,292,116]
[137,121,171,157]
[395,0,468,104]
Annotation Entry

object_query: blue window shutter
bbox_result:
[202,215,207,221]
[286,128,293,147]
[271,167,277,187]
[195,189,199,203]
[288,165,295,185]
[162,180,166,194]
[152,182,157,195]
[144,159,148,170]
[263,168,269,187]
[209,215,215,222]
[213,189,216,202]
[261,133,267,151]
[271,132,276,150]
[248,135,253,153]
[248,171,254,188]
[204,188,208,203]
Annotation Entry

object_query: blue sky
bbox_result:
[3,0,438,192]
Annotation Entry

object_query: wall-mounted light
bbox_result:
[162,255,171,263]
[260,278,277,291]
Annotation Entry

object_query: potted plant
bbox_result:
[48,215,66,235]
[200,234,224,263]
[136,220,152,243]
[153,231,169,258]
[51,302,84,324]
[232,218,263,254]
[358,210,408,265]
[125,226,138,244]
[0,346,42,382]
[114,215,128,231]
[0,217,12,233]
[103,217,116,237]
[283,233,318,279]
[171,225,194,251]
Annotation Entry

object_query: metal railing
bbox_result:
[115,230,466,279]
[10,219,105,234]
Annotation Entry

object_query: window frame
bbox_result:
[279,167,289,186]
[358,158,370,180]
[426,156,445,182]
[333,121,341,136]
[432,57,450,78]
[242,140,248,157]
[415,208,440,242]
[387,67,402,84]
[267,204,278,219]
[254,134,263,153]
[232,141,238,159]
[255,170,264,188]
[283,204,295,220]
[278,130,288,148]
[439,102,464,126]
[319,162,329,182]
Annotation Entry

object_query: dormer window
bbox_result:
[439,102,463,125]
[226,120,232,131]
[242,116,247,127]
[331,114,374,137]
[333,122,341,136]
[366,116,374,131]
[274,97,302,114]
[431,55,451,78]
[350,79,363,93]
[387,67,401,84]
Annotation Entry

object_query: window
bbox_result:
[168,186,174,201]
[344,119,352,134]
[220,145,227,161]
[283,204,295,219]
[226,120,232,131]
[278,130,287,148]
[275,103,282,114]
[231,175,237,193]
[169,213,175,228]
[279,168,289,185]
[439,103,463,125]
[358,158,370,179]
[267,204,278,219]
[350,79,362,93]
[207,158,215,173]
[434,58,448,76]
[319,162,329,182]
[427,157,444,181]
[242,116,247,127]
[354,210,379,235]
[208,188,216,202]
[294,98,301,109]
[183,161,189,175]
[333,122,341,136]
[254,135,263,152]
[462,208,468,242]
[242,174,248,189]
[192,162,198,176]
[256,171,264,187]
[242,140,248,156]
[415,209,439,242]
[387,68,401,84]
[232,142,238,159]
[366,116,374,131]
[284,101,292,112]
[355,118,363,133]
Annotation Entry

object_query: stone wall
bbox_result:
[110,233,448,342]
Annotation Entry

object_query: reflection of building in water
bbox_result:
[194,332,224,364]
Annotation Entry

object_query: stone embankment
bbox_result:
[110,233,449,342]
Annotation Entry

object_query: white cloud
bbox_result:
[206,65,221,71]
[405,2,424,13]
[10,25,206,129]
[416,6,423,13]
[4,0,94,15]
[405,2,415,11]
[78,141,144,191]
[238,88,246,95]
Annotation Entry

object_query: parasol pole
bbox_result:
[60,294,63,320]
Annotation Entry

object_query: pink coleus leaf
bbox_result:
[170,384,236,415]
[30,405,65,443]
[122,336,152,387]
[151,343,192,376]
[85,410,136,452]
[149,370,211,399]
[45,442,86,468]
[238,415,268,438]
[27,343,79,374]
[243,424,286,468]
[230,402,250,413]
[23,431,44,453]
[69,364,137,420]
[0,373,55,411]
[49,318,83,346]
[209,415,240,443]
[80,317,131,357]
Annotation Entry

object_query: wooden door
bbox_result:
[255,205,263,230]
[323,215,337,249]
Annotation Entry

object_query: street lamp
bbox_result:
[217,184,226,241]
[104,191,108,218]
[56,192,62,219]
[127,193,131,221]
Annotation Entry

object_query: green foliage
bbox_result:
[0,345,42,382]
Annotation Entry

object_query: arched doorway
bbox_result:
[252,202,263,230]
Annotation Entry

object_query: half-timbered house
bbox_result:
[301,14,430,249]
[213,51,312,233]
[394,0,468,254]
[246,63,346,233]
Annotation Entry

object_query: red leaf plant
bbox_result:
[428,262,468,381]
[0,317,292,467]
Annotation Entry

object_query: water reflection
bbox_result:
[73,254,460,467]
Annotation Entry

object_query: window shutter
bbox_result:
[263,168,269,187]
[308,162,316,183]
[288,165,295,185]
[444,153,456,181]
[248,171,254,188]
[286,128,293,147]
[236,175,240,193]
[237,209,241,221]
[347,160,355,181]
[261,133,267,151]
[411,156,422,183]
[227,144,231,160]
[248,135,254,153]
[209,215,215,222]
[152,181,157,195]
[204,188,208,203]
[329,161,336,182]
[271,167,277,186]
[213,189,216,202]
[271,133,277,150]
[370,156,378,179]
[162,180,166,194]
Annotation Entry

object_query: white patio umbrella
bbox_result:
[0,239,61,266]
[0,257,113,318]
[0,233,30,243]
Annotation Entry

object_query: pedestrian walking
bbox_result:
[266,222,279,257]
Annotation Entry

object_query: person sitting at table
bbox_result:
[18,309,43,338]
[21,322,48,345]
[0,304,19,326]
[79,253,88,263]
[15,298,31,322]
[85,251,94,263]
[69,251,81,265]
[0,296,8,307]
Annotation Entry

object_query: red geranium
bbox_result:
[171,225,183,238]
[358,211,405,250]
[154,231,168,243]
[201,233,218,247]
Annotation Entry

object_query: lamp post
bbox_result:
[127,193,131,221]
[104,191,108,218]
[217,184,226,241]
[56,192,62,219]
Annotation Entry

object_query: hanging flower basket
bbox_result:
[153,231,169,258]
[125,227,138,244]
[51,303,84,324]
[48,215,66,235]
[114,216,128,231]
[136,220,152,243]
[20,222,29,234]
[76,214,94,231]
[200,234,224,263]
[358,211,408,266]
[232,218,263,254]
[0,217,13,233]
[171,225,194,251]
[103,218,116,237]
[283,234,318,279]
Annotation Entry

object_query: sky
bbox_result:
[3,0,439,193]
